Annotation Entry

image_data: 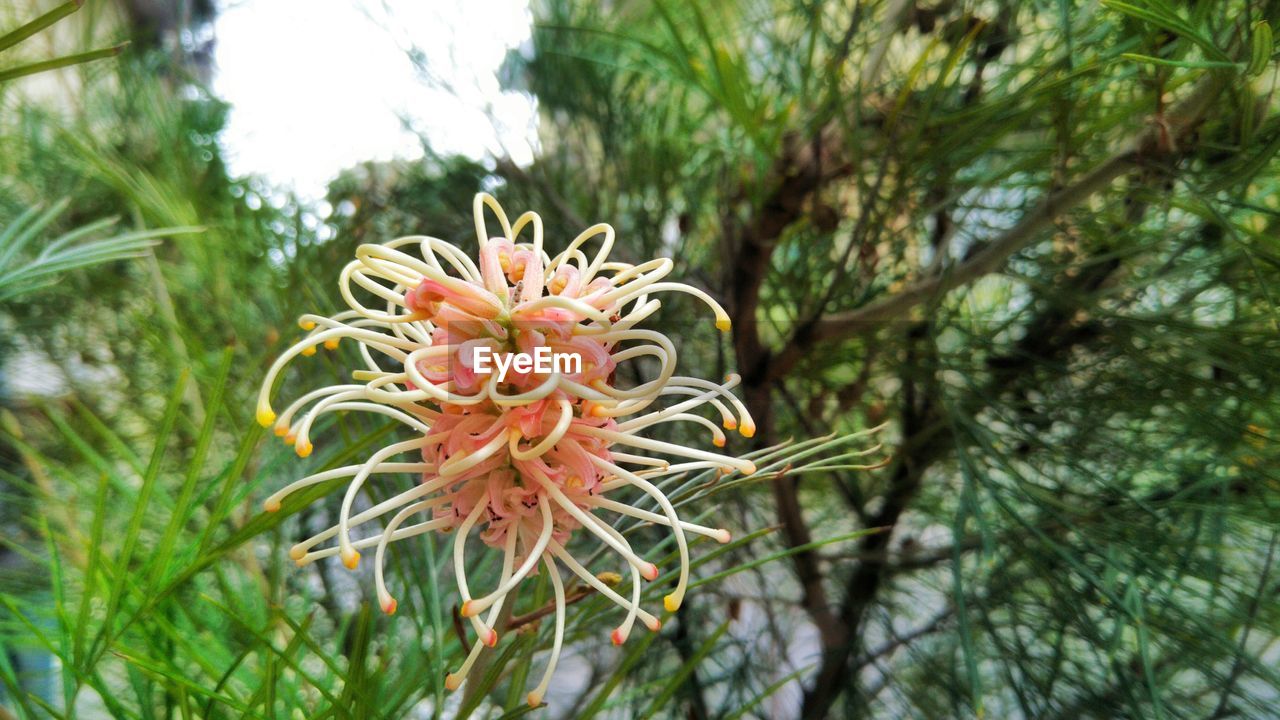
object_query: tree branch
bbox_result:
[808,70,1231,345]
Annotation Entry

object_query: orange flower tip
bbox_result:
[485,629,499,647]
[526,692,542,708]
[713,436,726,448]
[284,433,297,445]
[725,373,740,383]
[324,339,340,350]
[296,442,313,458]
[740,424,756,438]
[663,595,681,613]
[341,549,360,570]
[382,598,398,615]
[611,628,626,645]
[301,345,317,357]
[715,317,731,332]
[288,545,307,561]
[723,419,738,430]
[459,600,475,617]
[641,563,659,581]
[263,499,282,513]
[256,407,276,428]
[298,319,317,331]
[713,528,732,544]
[444,674,462,692]
[742,461,757,475]
[590,404,609,418]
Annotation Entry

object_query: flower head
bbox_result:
[257,193,754,705]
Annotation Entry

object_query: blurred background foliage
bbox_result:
[2,0,1279,718]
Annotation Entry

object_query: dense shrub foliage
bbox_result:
[2,1,1279,718]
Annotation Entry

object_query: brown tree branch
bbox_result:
[507,583,597,629]
[807,71,1230,346]
[722,0,913,665]
[802,320,946,719]
[801,182,1150,715]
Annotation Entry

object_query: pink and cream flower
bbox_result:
[256,194,755,707]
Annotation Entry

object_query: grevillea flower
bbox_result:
[256,194,756,707]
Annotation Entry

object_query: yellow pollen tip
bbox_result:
[742,461,757,475]
[526,692,542,708]
[740,424,756,438]
[284,432,296,444]
[288,545,306,561]
[459,600,475,618]
[663,595,680,612]
[341,549,360,570]
[324,339,340,350]
[591,405,609,418]
[263,499,281,513]
[713,436,726,448]
[256,407,276,427]
[295,442,313,458]
[273,424,288,437]
[298,319,316,330]
[382,598,397,615]
[300,345,317,356]
[445,674,462,692]
[596,571,623,586]
[715,317,731,332]
[723,419,738,430]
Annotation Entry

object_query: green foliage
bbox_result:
[0,200,193,303]
[0,1,124,85]
[327,154,490,247]
[0,26,879,719]
[503,0,1280,716]
[3,0,1280,718]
